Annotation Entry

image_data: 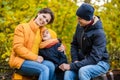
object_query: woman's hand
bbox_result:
[36,56,44,63]
[58,44,65,52]
[74,60,79,63]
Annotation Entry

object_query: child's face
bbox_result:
[42,30,51,41]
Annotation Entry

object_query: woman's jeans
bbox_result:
[16,60,55,80]
[64,61,110,80]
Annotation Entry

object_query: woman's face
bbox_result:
[34,13,51,27]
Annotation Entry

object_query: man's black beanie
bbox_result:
[76,3,94,21]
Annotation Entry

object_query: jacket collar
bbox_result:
[28,19,41,33]
[83,16,102,32]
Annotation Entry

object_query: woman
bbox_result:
[9,8,64,80]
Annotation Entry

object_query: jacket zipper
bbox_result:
[80,30,84,49]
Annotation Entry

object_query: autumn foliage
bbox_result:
[0,0,120,69]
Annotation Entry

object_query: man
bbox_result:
[59,3,110,80]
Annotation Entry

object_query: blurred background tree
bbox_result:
[0,0,120,69]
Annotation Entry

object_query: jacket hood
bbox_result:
[93,16,102,28]
[85,16,103,32]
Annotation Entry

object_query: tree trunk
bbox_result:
[84,0,91,3]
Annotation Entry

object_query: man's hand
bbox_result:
[36,56,44,63]
[59,63,70,71]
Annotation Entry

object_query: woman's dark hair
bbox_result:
[36,8,54,24]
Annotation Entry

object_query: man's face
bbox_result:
[77,16,90,27]
[42,29,51,41]
[34,13,51,27]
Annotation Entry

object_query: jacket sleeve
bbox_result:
[54,43,67,65]
[70,29,107,71]
[58,51,68,65]
[13,24,38,61]
[71,25,79,62]
[39,49,47,58]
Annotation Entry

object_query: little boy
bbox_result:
[39,27,67,80]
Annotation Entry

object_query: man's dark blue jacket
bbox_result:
[70,16,109,71]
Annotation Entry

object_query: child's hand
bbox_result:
[36,56,44,63]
